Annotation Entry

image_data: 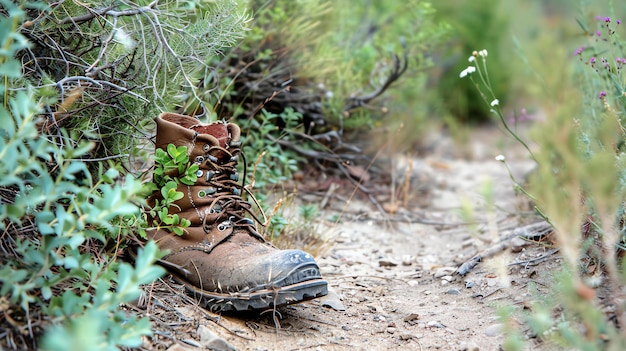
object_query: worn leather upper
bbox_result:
[148,113,322,294]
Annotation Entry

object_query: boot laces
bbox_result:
[197,143,267,235]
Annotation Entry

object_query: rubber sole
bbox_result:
[181,278,329,312]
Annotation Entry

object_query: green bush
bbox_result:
[15,0,250,167]
[0,0,254,349]
[0,2,164,350]
[463,2,626,349]
[193,0,448,183]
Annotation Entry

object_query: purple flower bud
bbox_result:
[618,20,622,25]
[604,16,611,23]
[599,91,607,99]
[590,56,596,64]
[596,31,602,37]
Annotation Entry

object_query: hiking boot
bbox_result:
[144,112,328,312]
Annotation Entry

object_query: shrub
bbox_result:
[191,0,448,186]
[0,0,251,349]
[461,4,626,349]
[15,0,250,168]
[0,3,164,350]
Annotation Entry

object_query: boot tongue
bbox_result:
[191,123,229,148]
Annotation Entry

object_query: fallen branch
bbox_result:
[456,221,553,276]
[508,248,560,268]
[58,1,158,25]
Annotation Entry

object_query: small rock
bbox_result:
[485,323,504,337]
[446,288,461,295]
[510,236,528,252]
[441,275,454,282]
[408,280,419,287]
[402,255,414,266]
[427,321,445,328]
[197,325,236,351]
[374,315,387,322]
[465,281,475,288]
[379,259,398,267]
[387,327,397,334]
[399,334,415,341]
[319,289,346,311]
[434,267,456,278]
[404,313,420,323]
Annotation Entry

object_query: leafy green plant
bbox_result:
[0,3,166,350]
[242,108,306,188]
[268,201,330,257]
[144,144,199,236]
[194,0,448,176]
[460,5,626,348]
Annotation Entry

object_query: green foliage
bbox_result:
[432,0,510,123]
[267,203,319,240]
[153,144,200,187]
[146,144,199,236]
[18,0,251,166]
[198,0,448,174]
[464,2,626,348]
[184,0,448,240]
[243,108,306,188]
[1,3,164,349]
[305,0,450,148]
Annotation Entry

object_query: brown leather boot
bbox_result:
[145,112,327,312]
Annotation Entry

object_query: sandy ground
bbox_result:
[138,127,560,351]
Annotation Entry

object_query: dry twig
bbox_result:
[456,221,553,275]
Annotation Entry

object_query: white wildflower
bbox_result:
[479,49,488,58]
[468,56,476,62]
[459,66,476,78]
[495,155,506,162]
[490,99,499,107]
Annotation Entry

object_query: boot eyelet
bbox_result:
[198,190,206,198]
[217,221,232,231]
[196,170,203,177]
[205,171,215,181]
[230,140,241,147]
[194,156,205,163]
[207,187,216,195]
[232,188,241,196]
[209,204,222,214]
[202,144,210,152]
[229,172,239,181]
[208,155,218,162]
[229,156,237,162]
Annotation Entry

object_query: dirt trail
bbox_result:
[142,127,557,351]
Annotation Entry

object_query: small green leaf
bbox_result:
[180,218,191,228]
